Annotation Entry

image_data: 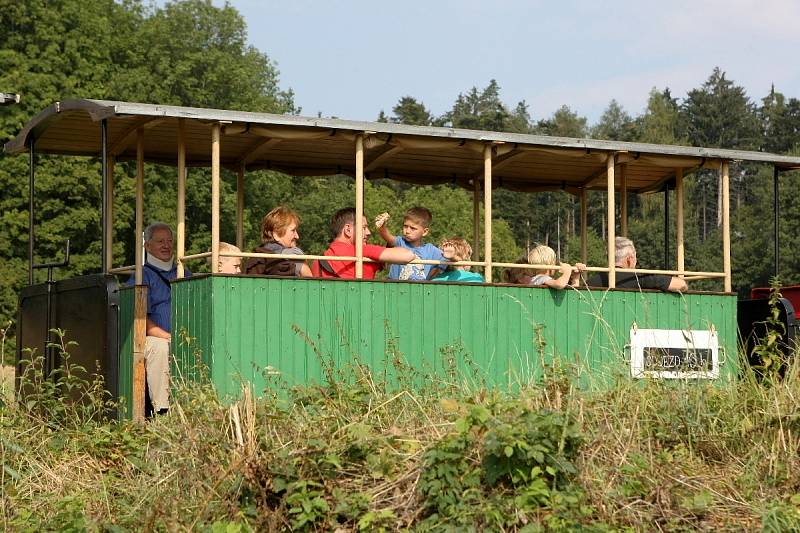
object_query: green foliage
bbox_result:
[751,278,787,381]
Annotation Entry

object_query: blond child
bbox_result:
[211,242,242,274]
[374,207,445,280]
[430,237,484,283]
[528,245,585,289]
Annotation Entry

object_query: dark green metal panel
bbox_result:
[171,276,738,400]
[118,286,134,418]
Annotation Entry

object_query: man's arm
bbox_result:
[667,276,688,293]
[146,318,171,340]
[378,247,415,264]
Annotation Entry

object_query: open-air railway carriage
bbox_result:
[7,100,800,420]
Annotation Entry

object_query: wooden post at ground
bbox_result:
[676,168,684,275]
[211,123,221,273]
[133,129,146,423]
[580,188,588,263]
[132,286,147,423]
[473,179,480,260]
[355,134,364,278]
[606,154,616,288]
[177,120,186,278]
[721,161,731,292]
[483,145,493,281]
[236,164,245,250]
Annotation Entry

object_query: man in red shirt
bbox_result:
[312,208,416,279]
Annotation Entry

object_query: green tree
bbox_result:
[381,96,433,126]
[537,105,587,138]
[592,99,637,141]
[438,80,532,133]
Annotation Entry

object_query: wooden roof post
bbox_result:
[106,155,114,272]
[177,119,186,278]
[483,144,493,282]
[355,134,364,278]
[236,163,245,250]
[620,163,627,237]
[133,128,146,423]
[101,118,111,273]
[606,153,616,288]
[722,160,731,292]
[580,187,588,263]
[211,123,221,273]
[473,178,480,260]
[676,167,684,276]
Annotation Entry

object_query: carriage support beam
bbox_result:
[676,168,684,275]
[177,120,186,278]
[133,129,146,423]
[722,161,731,292]
[483,145,493,282]
[606,154,616,288]
[663,182,669,270]
[620,163,627,237]
[237,164,245,250]
[580,188,587,263]
[211,123,221,273]
[355,134,364,278]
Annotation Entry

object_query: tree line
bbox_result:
[2,0,800,346]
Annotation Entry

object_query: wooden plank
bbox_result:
[135,129,144,285]
[355,134,364,278]
[620,163,627,236]
[211,123,221,273]
[132,285,147,423]
[177,120,186,278]
[491,148,527,172]
[580,188,588,263]
[238,137,282,166]
[722,161,731,291]
[676,168,684,275]
[606,154,616,288]
[237,164,245,249]
[484,145,493,282]
[364,144,403,172]
[109,117,164,156]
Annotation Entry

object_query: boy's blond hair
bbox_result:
[209,242,241,268]
[405,207,433,228]
[527,245,557,275]
[441,237,473,269]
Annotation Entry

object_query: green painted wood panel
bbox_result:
[171,276,738,401]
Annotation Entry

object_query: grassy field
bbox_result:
[3,348,800,531]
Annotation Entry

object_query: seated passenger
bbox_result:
[215,242,242,274]
[374,207,445,280]
[503,255,534,285]
[126,222,190,414]
[244,206,312,277]
[312,208,415,279]
[527,244,585,289]
[588,237,687,293]
[430,237,485,283]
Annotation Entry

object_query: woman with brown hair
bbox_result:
[244,206,313,277]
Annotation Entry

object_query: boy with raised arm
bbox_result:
[374,207,445,281]
[312,208,415,279]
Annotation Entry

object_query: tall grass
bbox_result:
[3,334,800,531]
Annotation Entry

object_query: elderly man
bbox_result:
[589,237,687,293]
[128,222,191,414]
[312,208,415,279]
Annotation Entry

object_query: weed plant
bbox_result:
[3,326,800,531]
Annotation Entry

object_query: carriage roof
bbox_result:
[7,99,800,193]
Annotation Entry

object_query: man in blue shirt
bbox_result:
[127,222,190,414]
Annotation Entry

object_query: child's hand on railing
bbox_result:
[374,212,390,228]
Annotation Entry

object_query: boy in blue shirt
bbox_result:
[375,207,445,281]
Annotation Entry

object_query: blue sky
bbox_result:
[214,0,800,124]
